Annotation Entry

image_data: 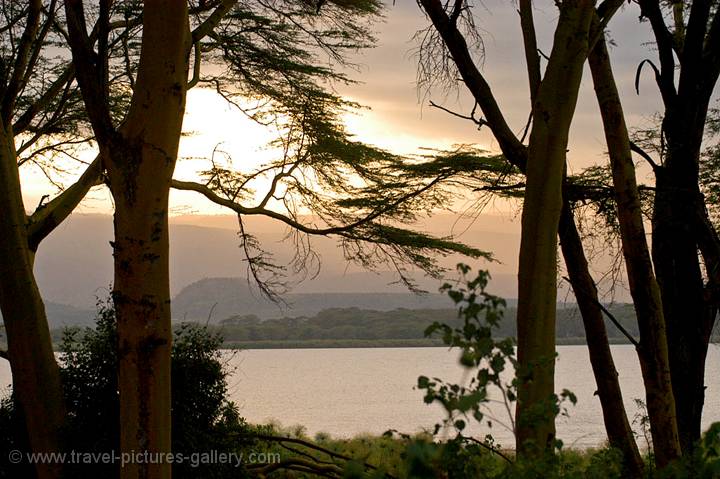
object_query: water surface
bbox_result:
[1,345,718,449]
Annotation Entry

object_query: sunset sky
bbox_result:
[20,1,703,218]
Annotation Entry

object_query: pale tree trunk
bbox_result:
[516,3,639,467]
[111,5,189,479]
[515,1,595,455]
[588,34,681,466]
[66,1,190,477]
[0,122,64,479]
[558,202,643,477]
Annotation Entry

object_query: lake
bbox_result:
[1,345,718,449]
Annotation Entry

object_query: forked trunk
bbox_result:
[515,1,595,456]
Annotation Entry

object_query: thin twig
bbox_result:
[463,436,513,463]
[429,100,487,128]
[561,276,640,347]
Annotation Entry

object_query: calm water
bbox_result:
[1,345,718,448]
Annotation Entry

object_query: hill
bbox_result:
[171,277,460,321]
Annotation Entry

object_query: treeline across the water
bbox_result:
[43,304,718,349]
[204,304,718,347]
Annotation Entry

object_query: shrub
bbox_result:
[0,299,252,478]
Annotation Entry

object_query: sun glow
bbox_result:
[20,87,491,217]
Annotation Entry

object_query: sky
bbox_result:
[20,0,692,219]
[20,1,712,301]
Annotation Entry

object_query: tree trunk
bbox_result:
[588,34,681,466]
[515,1,595,456]
[651,65,716,451]
[558,202,643,477]
[105,4,189,479]
[0,123,64,479]
[653,149,711,453]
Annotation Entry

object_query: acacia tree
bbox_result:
[415,0,642,461]
[48,3,486,478]
[632,0,720,453]
[64,1,193,477]
[587,25,681,465]
[0,3,106,477]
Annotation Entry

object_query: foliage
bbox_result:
[0,300,253,479]
[418,265,517,440]
[648,423,720,479]
[418,265,577,451]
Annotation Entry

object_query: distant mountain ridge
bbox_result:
[171,277,462,321]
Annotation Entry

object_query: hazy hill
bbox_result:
[171,277,460,321]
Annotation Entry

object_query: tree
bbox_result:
[587,24,680,465]
[64,1,193,477]
[62,2,486,478]
[415,0,641,463]
[0,2,105,477]
[633,0,720,453]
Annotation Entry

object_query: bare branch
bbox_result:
[187,41,202,89]
[518,0,540,105]
[637,0,678,104]
[417,0,527,169]
[191,0,236,45]
[629,140,660,171]
[562,276,640,347]
[251,434,395,478]
[27,155,104,251]
[64,0,117,144]
[428,100,486,128]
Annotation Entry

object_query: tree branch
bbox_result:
[26,155,104,251]
[64,0,117,145]
[191,0,236,45]
[1,0,42,124]
[701,4,720,88]
[252,434,396,478]
[682,0,711,68]
[562,276,640,347]
[246,457,343,478]
[637,0,678,104]
[12,65,75,135]
[428,100,486,128]
[518,0,540,105]
[417,0,527,170]
[187,41,202,89]
[171,175,447,238]
[629,140,660,171]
